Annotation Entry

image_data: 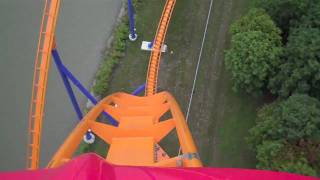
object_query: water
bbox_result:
[0,0,122,170]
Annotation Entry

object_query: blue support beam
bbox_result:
[51,49,118,126]
[60,64,118,126]
[127,0,137,41]
[132,84,146,95]
[52,49,83,120]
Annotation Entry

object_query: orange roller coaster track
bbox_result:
[145,0,176,96]
[48,92,202,168]
[7,0,318,178]
[26,0,202,170]
[27,0,60,169]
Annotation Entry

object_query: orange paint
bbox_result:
[146,0,176,96]
[27,0,61,169]
[29,0,203,170]
[48,92,202,168]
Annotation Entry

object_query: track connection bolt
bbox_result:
[83,129,95,144]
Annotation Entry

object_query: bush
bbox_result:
[269,28,320,98]
[225,9,283,94]
[249,94,320,145]
[297,1,320,29]
[230,8,281,40]
[248,94,320,176]
[256,141,317,176]
[254,0,312,36]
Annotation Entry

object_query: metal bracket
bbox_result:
[179,152,200,160]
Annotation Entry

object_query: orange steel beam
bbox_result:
[27,0,60,169]
[48,92,202,168]
[145,0,176,96]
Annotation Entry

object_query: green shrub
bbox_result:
[248,94,320,176]
[225,9,283,94]
[256,141,317,176]
[269,28,320,98]
[254,0,312,35]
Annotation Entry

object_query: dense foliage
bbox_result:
[230,8,282,38]
[248,94,320,176]
[254,0,312,36]
[225,9,283,94]
[225,0,320,177]
[269,0,320,99]
[256,141,317,176]
[297,1,320,29]
[269,28,320,98]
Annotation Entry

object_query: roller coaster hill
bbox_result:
[0,0,318,179]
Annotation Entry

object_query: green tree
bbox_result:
[225,9,283,94]
[230,8,281,39]
[249,94,320,145]
[254,0,312,35]
[248,94,320,176]
[256,141,317,176]
[298,0,320,29]
[269,28,320,98]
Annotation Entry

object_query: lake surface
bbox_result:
[0,0,122,170]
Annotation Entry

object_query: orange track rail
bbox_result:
[48,92,202,168]
[145,0,176,96]
[27,0,60,169]
[27,0,202,170]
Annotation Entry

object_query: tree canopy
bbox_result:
[267,0,320,98]
[269,28,320,98]
[225,9,283,94]
[230,8,282,39]
[248,94,320,176]
[298,0,320,29]
[254,0,312,35]
[256,141,317,176]
[233,1,320,177]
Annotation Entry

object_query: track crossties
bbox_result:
[146,0,176,96]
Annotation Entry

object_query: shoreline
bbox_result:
[79,0,142,155]
[85,1,127,108]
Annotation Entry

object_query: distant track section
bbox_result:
[27,0,60,169]
[145,0,176,96]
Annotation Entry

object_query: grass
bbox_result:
[107,0,165,94]
[194,0,261,167]
[158,0,262,168]
[208,71,261,167]
[90,0,263,168]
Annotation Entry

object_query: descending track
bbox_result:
[48,92,202,168]
[25,0,180,169]
[145,0,176,96]
[1,0,317,179]
[27,0,60,169]
[26,0,177,169]
[43,0,201,169]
